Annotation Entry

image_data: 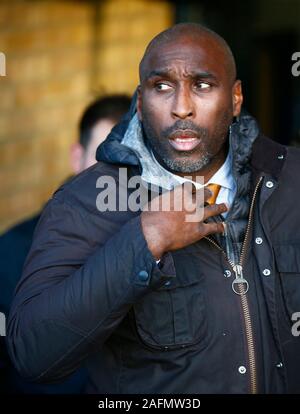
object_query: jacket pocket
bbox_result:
[274,243,300,317]
[133,265,207,350]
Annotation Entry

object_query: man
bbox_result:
[0,94,130,393]
[6,23,300,394]
[71,95,132,174]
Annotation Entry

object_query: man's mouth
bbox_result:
[168,130,201,152]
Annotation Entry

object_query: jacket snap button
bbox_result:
[224,270,231,278]
[238,366,246,374]
[255,237,263,245]
[138,270,149,281]
[266,181,274,188]
[263,269,271,276]
[276,362,283,368]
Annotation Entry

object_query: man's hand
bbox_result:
[141,185,227,260]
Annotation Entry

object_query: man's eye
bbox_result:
[195,82,210,90]
[155,83,172,91]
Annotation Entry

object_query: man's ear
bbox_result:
[70,143,84,174]
[137,85,142,121]
[232,80,243,117]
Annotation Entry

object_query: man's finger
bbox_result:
[204,187,213,201]
[203,203,228,219]
[202,221,225,235]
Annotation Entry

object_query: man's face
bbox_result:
[137,36,243,174]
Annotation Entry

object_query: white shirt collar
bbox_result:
[206,151,234,190]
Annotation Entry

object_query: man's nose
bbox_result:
[171,87,194,119]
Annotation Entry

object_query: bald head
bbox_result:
[139,23,237,85]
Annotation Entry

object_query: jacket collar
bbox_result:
[250,134,287,181]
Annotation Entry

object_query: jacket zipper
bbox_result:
[204,176,263,394]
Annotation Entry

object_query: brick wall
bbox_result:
[94,0,173,94]
[0,1,94,231]
[0,0,174,232]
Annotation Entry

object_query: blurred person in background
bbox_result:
[0,94,131,393]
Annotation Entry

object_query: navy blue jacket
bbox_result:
[6,109,300,393]
[0,214,87,393]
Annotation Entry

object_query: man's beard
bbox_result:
[141,113,232,174]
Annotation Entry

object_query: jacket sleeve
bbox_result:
[6,195,175,382]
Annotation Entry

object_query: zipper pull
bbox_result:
[232,264,249,295]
